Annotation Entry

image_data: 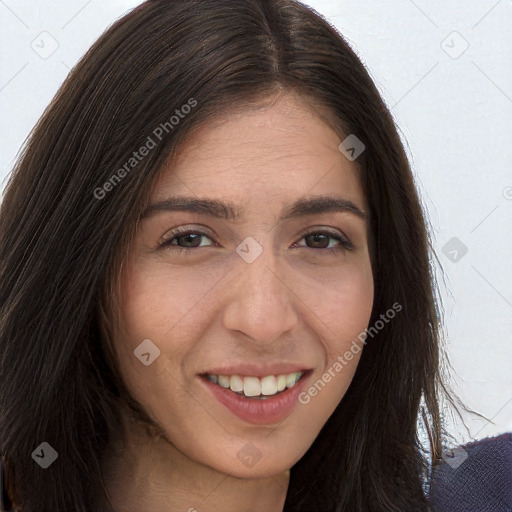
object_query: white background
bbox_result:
[1,0,511,443]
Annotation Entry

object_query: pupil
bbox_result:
[181,234,201,247]
[307,233,328,249]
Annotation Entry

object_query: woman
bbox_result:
[1,1,506,511]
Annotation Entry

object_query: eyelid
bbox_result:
[294,227,353,250]
[158,224,216,246]
[158,224,353,254]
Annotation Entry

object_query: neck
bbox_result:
[99,409,290,512]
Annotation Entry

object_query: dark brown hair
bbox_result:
[1,0,449,510]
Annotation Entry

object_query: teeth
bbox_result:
[217,375,230,388]
[286,373,299,389]
[261,375,277,396]
[277,374,287,392]
[229,375,243,392]
[206,371,304,398]
[243,377,261,397]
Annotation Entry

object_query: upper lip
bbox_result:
[200,363,312,378]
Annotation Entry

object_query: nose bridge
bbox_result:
[243,253,283,315]
[222,242,297,343]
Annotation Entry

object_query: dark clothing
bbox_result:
[429,432,512,511]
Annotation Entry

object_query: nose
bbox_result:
[221,249,298,345]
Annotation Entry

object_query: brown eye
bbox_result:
[173,233,206,248]
[295,230,353,253]
[160,229,215,251]
[304,233,331,249]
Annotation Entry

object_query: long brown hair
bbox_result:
[1,1,448,510]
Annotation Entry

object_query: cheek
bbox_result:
[293,255,374,349]
[118,258,225,344]
[328,267,374,352]
[287,256,373,411]
[111,259,226,406]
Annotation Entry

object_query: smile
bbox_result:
[200,369,312,424]
[205,372,303,398]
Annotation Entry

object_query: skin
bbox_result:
[102,91,374,512]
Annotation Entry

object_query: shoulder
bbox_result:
[429,432,512,512]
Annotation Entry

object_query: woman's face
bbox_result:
[112,92,374,478]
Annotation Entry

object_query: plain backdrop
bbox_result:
[1,0,511,444]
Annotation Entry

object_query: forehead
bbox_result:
[151,92,365,209]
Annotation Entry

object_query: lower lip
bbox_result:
[200,372,312,425]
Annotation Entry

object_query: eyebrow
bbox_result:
[141,195,367,222]
[282,195,366,220]
[142,196,240,221]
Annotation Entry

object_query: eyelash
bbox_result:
[159,226,353,255]
[159,227,212,254]
[296,229,354,254]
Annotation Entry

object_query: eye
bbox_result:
[293,229,353,253]
[159,227,215,251]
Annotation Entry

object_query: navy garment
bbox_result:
[429,432,512,511]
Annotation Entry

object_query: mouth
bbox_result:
[202,371,306,399]
[199,368,313,425]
